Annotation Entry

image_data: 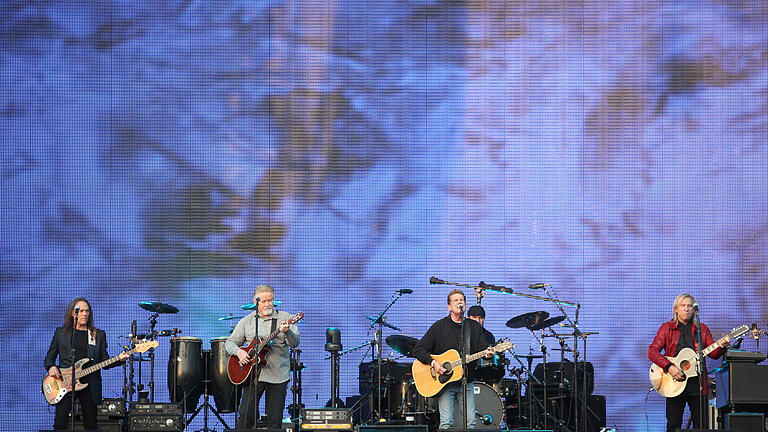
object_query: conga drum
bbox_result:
[209,337,241,413]
[168,337,203,411]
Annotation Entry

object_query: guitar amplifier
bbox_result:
[98,398,127,417]
[130,402,181,414]
[301,408,352,431]
[715,363,768,408]
[128,413,183,431]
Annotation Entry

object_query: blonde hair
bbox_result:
[671,293,696,322]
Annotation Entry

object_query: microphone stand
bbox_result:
[70,309,79,431]
[367,290,409,422]
[693,308,705,429]
[459,305,468,430]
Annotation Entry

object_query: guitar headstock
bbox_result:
[133,340,159,353]
[287,312,304,325]
[493,339,515,353]
[729,324,750,339]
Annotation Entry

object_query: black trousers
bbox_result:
[665,389,706,432]
[237,380,288,430]
[54,386,97,430]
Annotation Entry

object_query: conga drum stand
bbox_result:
[187,349,229,431]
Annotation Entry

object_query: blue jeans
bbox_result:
[437,381,476,429]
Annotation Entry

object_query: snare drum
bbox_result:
[209,337,241,413]
[168,337,203,411]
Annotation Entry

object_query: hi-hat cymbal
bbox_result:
[385,335,419,357]
[139,301,179,314]
[514,353,544,359]
[529,315,566,331]
[506,311,549,329]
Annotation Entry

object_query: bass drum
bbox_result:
[209,337,241,413]
[168,337,203,411]
[453,382,504,429]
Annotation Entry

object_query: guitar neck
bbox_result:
[75,349,134,380]
[701,335,728,357]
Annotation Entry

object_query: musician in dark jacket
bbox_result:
[648,294,729,432]
[413,289,492,430]
[45,297,128,430]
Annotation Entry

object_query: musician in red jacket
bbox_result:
[648,294,729,432]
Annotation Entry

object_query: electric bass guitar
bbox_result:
[649,324,749,398]
[42,340,157,405]
[227,312,304,385]
[412,340,515,397]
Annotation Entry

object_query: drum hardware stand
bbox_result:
[289,348,304,432]
[147,312,160,402]
[187,349,229,432]
[366,289,410,423]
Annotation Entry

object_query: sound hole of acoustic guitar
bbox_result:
[679,360,690,371]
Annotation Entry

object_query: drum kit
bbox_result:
[121,299,299,431]
[368,277,600,432]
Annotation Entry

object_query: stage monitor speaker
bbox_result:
[724,412,766,432]
[358,426,428,432]
[39,418,123,432]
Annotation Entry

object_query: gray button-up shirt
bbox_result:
[225,310,300,384]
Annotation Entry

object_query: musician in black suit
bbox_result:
[44,297,128,430]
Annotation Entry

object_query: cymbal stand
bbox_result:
[367,290,409,423]
[537,284,583,431]
[529,329,549,430]
[548,331,575,432]
[508,351,544,429]
[148,313,159,402]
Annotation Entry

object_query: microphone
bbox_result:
[131,320,137,338]
[397,289,413,294]
[693,303,699,313]
[458,304,464,311]
[752,323,760,340]
[528,283,548,289]
[74,306,80,315]
[430,276,445,284]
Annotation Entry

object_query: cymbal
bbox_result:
[514,353,544,359]
[385,335,419,357]
[240,300,282,310]
[139,301,179,314]
[218,314,242,321]
[506,311,549,329]
[529,315,566,331]
[365,315,401,331]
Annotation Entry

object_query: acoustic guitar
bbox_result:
[412,340,515,397]
[227,312,304,385]
[649,324,748,397]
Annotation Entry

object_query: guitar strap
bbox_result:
[463,322,471,364]
[256,317,278,380]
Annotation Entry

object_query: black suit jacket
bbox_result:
[45,326,120,406]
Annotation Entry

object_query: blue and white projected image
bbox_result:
[2,1,767,430]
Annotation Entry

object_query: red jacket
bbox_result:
[648,320,726,395]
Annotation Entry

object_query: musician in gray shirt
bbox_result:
[226,284,300,430]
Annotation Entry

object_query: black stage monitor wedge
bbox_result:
[358,426,428,432]
[725,412,766,432]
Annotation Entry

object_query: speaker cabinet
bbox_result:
[724,412,766,432]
